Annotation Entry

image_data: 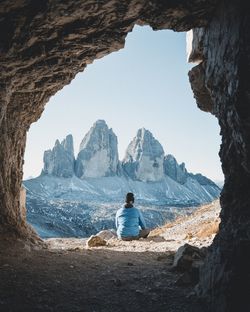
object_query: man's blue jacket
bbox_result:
[115,205,146,238]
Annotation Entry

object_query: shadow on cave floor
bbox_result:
[0,239,207,312]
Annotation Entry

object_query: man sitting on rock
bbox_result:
[115,192,150,241]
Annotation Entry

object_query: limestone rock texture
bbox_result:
[122,128,165,182]
[42,134,75,178]
[86,235,107,248]
[164,154,188,185]
[0,0,249,311]
[75,120,119,178]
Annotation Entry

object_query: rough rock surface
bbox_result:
[189,173,218,187]
[173,244,207,286]
[186,28,205,64]
[40,123,219,199]
[42,134,75,178]
[86,235,107,248]
[0,0,217,237]
[122,128,165,182]
[75,120,119,178]
[164,154,188,185]
[96,230,117,241]
[0,0,249,311]
[20,185,27,221]
[187,2,250,311]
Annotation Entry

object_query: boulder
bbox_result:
[173,244,207,285]
[96,230,117,240]
[86,235,107,248]
[173,243,207,272]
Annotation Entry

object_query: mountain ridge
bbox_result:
[24,120,220,238]
[39,120,218,188]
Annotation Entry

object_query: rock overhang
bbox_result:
[1,1,250,311]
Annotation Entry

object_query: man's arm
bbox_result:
[138,210,146,229]
[115,211,119,229]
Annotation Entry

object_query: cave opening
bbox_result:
[23,25,222,240]
[0,1,248,311]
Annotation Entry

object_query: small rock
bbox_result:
[172,243,204,271]
[86,235,107,248]
[96,230,117,240]
[173,244,207,285]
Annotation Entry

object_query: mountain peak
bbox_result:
[75,120,119,178]
[94,119,108,126]
[122,128,165,182]
[42,135,75,178]
[164,154,188,185]
[136,128,153,139]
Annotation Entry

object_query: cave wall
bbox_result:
[189,2,250,311]
[0,0,249,311]
[0,0,217,234]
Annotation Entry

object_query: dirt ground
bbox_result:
[0,238,208,312]
[0,201,220,311]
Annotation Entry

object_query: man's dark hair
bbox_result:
[126,192,134,204]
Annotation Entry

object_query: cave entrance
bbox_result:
[1,1,248,310]
[23,26,222,241]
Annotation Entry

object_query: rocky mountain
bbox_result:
[24,120,221,238]
[122,128,165,182]
[39,120,218,191]
[42,134,75,178]
[75,120,119,178]
[164,154,188,185]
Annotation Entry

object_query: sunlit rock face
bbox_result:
[75,120,119,178]
[186,28,205,64]
[42,135,75,178]
[122,128,164,182]
[164,155,188,185]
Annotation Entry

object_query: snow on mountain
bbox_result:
[24,174,219,205]
[122,128,165,182]
[24,120,221,238]
[75,120,119,178]
[24,174,220,238]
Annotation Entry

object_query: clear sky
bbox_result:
[23,26,223,182]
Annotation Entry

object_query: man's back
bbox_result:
[116,206,145,238]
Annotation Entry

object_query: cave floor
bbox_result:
[0,239,207,312]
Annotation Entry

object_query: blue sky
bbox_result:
[24,26,223,182]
